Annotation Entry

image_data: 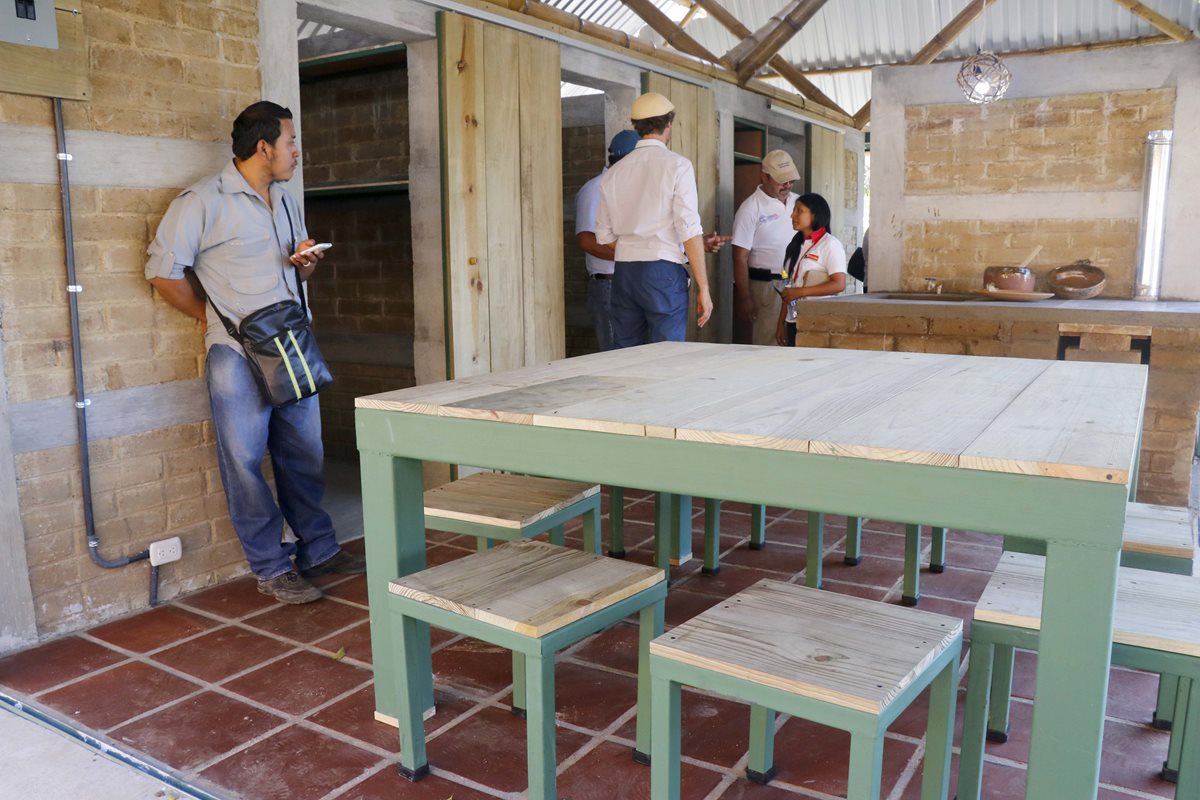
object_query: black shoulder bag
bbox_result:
[195,198,333,408]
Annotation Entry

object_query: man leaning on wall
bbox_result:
[144,101,364,605]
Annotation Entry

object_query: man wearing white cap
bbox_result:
[574,130,640,351]
[731,150,801,345]
[594,92,723,347]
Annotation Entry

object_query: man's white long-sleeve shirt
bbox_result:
[594,139,704,264]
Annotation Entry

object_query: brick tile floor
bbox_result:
[0,490,1178,799]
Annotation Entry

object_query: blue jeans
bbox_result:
[586,275,614,351]
[611,260,689,348]
[205,344,339,579]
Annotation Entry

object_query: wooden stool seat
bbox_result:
[650,580,962,799]
[1122,502,1196,565]
[959,552,1200,798]
[388,540,667,800]
[422,473,602,554]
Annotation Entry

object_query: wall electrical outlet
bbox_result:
[149,536,183,566]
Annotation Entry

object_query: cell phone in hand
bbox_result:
[297,242,333,257]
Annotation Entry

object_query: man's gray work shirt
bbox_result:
[145,159,309,354]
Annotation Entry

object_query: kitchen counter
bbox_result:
[806,295,1200,328]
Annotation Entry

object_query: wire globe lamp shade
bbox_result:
[957,52,1011,104]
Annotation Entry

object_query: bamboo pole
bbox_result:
[723,0,830,84]
[1110,0,1193,41]
[618,0,721,63]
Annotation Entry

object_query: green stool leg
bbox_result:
[902,524,922,606]
[670,494,693,565]
[746,704,777,784]
[1163,675,1190,782]
[393,611,430,780]
[525,653,557,800]
[846,733,884,800]
[844,516,863,566]
[806,511,825,589]
[1173,676,1200,797]
[549,524,565,546]
[655,493,673,574]
[582,501,601,554]
[512,652,527,718]
[477,537,494,552]
[608,486,626,558]
[633,600,666,763]
[986,644,1015,742]
[748,504,767,550]
[930,526,947,573]
[921,656,956,800]
[957,638,996,800]
[650,673,682,799]
[1154,673,1179,730]
[703,498,721,574]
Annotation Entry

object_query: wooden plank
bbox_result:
[1123,502,1196,558]
[390,540,663,637]
[975,553,1200,657]
[1064,348,1142,365]
[1058,323,1152,337]
[483,24,525,373]
[1078,333,1133,352]
[960,360,1148,484]
[425,473,598,528]
[808,358,1051,468]
[0,5,89,100]
[518,32,564,365]
[650,579,961,714]
[441,13,490,378]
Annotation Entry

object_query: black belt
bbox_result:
[748,268,783,282]
[590,273,611,281]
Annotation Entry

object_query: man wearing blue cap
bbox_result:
[574,129,639,351]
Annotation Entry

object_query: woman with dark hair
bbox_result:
[775,192,848,347]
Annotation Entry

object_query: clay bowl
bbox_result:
[1047,263,1106,299]
[983,266,1036,293]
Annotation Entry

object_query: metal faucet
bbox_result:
[924,276,943,295]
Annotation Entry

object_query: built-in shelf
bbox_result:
[304,180,410,199]
[733,152,763,165]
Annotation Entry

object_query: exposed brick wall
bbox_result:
[904,89,1175,194]
[562,124,605,358]
[301,67,410,186]
[0,1,260,635]
[902,218,1138,296]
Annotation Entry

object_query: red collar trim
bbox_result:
[807,227,827,245]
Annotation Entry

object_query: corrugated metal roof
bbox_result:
[546,0,1199,114]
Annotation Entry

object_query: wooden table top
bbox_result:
[357,342,1148,485]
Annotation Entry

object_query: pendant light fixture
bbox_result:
[956,1,1010,104]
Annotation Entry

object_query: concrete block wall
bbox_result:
[0,0,261,640]
[301,67,410,185]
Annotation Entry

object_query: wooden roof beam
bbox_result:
[618,0,721,63]
[692,0,846,116]
[853,0,999,130]
[722,0,829,84]
[1110,0,1193,41]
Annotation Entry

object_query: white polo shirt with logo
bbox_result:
[731,187,798,274]
[783,229,847,323]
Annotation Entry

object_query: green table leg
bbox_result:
[525,652,557,800]
[655,493,673,574]
[608,486,626,558]
[746,704,777,783]
[703,498,721,574]
[477,537,494,552]
[361,452,432,723]
[846,733,884,800]
[957,635,995,800]
[749,504,767,550]
[633,600,666,763]
[806,511,825,589]
[921,653,957,800]
[549,524,565,546]
[1155,673,1179,730]
[986,644,1015,742]
[844,516,863,566]
[392,609,430,780]
[1025,541,1119,798]
[670,494,693,565]
[512,652,527,717]
[650,671,682,799]
[1173,676,1200,797]
[902,524,922,606]
[582,499,601,554]
[1163,675,1189,782]
[929,526,947,573]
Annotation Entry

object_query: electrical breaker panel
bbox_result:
[1,0,59,50]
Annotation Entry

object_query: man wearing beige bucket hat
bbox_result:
[594,91,727,347]
[731,149,801,345]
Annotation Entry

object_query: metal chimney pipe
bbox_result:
[1133,130,1173,300]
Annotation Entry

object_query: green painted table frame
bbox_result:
[649,633,962,799]
[388,580,666,799]
[959,619,1200,799]
[357,406,1130,799]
